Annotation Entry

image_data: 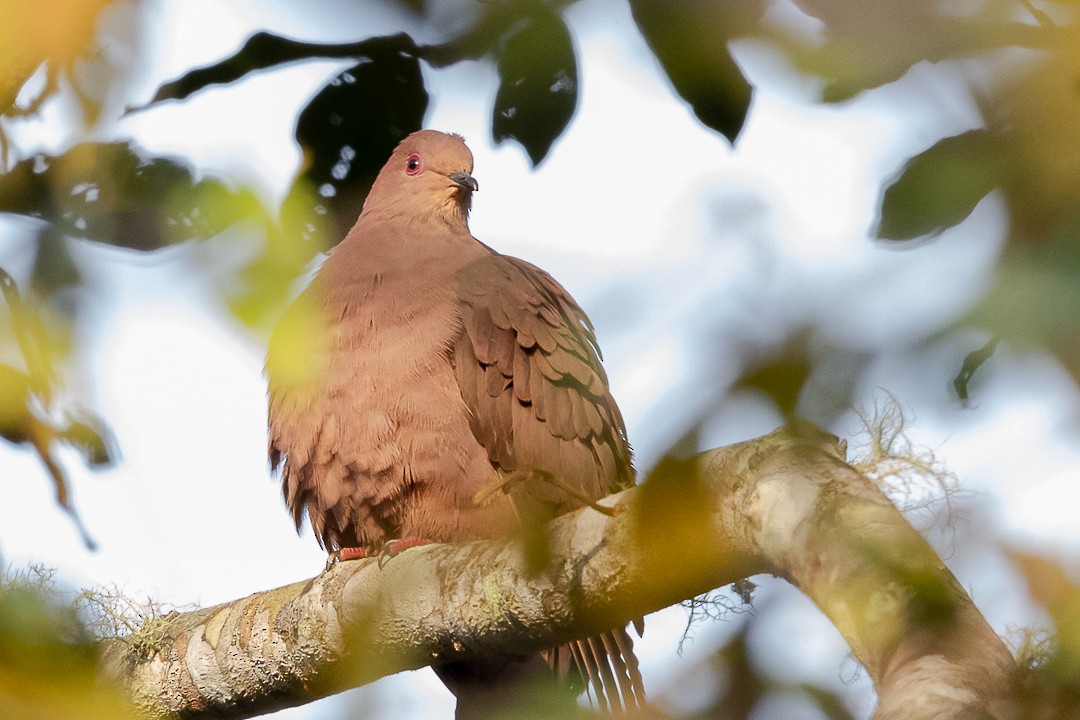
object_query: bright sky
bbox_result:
[2,1,1079,718]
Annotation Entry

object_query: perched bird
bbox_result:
[266,129,644,717]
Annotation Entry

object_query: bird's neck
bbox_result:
[359,185,472,234]
[328,209,482,286]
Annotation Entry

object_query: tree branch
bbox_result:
[98,424,1015,719]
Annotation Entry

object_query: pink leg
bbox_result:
[335,546,370,561]
[329,537,435,567]
[377,536,435,568]
[384,536,435,555]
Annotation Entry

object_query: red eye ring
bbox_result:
[405,154,423,175]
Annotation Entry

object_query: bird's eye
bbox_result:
[405,154,422,175]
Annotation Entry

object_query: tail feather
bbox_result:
[587,635,620,711]
[613,627,646,708]
[600,632,634,711]
[566,640,594,702]
[435,654,577,720]
[440,625,647,718]
[549,625,646,713]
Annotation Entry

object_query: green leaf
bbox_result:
[736,356,811,420]
[877,129,999,240]
[59,409,117,469]
[491,7,578,166]
[628,0,757,143]
[969,247,1080,386]
[952,336,998,403]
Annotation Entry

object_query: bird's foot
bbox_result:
[337,546,372,561]
[377,536,435,568]
[325,537,435,571]
[324,546,371,571]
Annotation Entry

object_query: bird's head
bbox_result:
[363,129,478,229]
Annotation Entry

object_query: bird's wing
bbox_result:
[453,252,633,511]
[454,252,645,712]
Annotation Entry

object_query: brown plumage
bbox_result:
[266,129,643,716]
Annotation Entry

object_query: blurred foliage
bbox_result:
[733,331,815,421]
[628,0,757,143]
[633,435,716,588]
[0,564,136,720]
[677,618,856,720]
[953,336,1000,404]
[1010,551,1080,717]
[133,31,430,245]
[0,143,267,252]
[781,0,1020,103]
[878,130,1001,242]
[133,32,419,108]
[0,0,118,142]
[263,280,331,400]
[870,1,1080,387]
[2,0,1080,717]
[284,35,429,246]
[491,4,578,164]
[0,269,114,549]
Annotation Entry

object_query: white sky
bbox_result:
[2,0,1079,718]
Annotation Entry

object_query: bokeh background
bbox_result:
[2,1,1080,718]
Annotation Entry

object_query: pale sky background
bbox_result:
[2,1,1079,718]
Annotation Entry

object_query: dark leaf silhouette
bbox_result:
[133,32,420,110]
[953,336,999,403]
[0,143,263,251]
[282,35,429,248]
[628,0,757,143]
[732,330,818,420]
[491,6,578,166]
[230,37,428,330]
[877,130,998,241]
[736,357,811,420]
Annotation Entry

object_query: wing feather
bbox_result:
[469,306,498,363]
[453,253,632,499]
[512,345,532,404]
[451,252,642,711]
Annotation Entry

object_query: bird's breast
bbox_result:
[273,237,516,547]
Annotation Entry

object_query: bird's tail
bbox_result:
[435,625,646,718]
[545,626,647,714]
[434,653,578,720]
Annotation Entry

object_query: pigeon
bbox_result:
[267,129,644,717]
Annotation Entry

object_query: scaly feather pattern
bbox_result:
[266,129,645,717]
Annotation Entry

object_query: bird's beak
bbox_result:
[449,171,479,193]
